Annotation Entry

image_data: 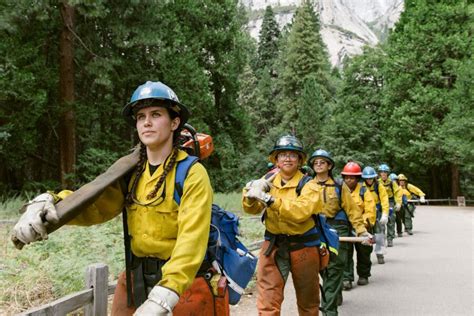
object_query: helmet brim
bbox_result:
[122,99,190,128]
[362,175,377,179]
[269,148,307,164]
[308,155,335,169]
[341,172,362,176]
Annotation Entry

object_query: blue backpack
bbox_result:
[175,156,257,305]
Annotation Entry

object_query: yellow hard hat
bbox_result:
[398,174,408,181]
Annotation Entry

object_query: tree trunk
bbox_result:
[430,166,441,199]
[59,2,76,188]
[450,163,461,199]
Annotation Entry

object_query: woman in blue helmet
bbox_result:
[308,149,371,315]
[12,81,220,316]
[361,166,390,264]
[378,164,403,246]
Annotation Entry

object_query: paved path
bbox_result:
[231,206,474,315]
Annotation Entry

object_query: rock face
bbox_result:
[242,0,404,67]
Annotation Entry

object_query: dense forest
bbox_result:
[0,0,472,199]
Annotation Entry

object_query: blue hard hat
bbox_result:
[308,149,335,169]
[122,81,190,127]
[378,163,390,173]
[362,166,378,179]
[269,135,306,163]
[389,173,398,181]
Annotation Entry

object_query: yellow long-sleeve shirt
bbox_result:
[363,181,389,216]
[58,150,213,295]
[401,183,425,200]
[379,178,402,205]
[350,183,377,227]
[312,178,367,235]
[242,171,323,235]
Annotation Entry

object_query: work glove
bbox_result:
[244,178,272,193]
[379,214,388,226]
[134,286,179,316]
[11,193,59,249]
[245,188,274,206]
[394,204,401,212]
[359,231,373,246]
[420,196,426,203]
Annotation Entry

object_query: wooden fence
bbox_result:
[18,263,117,316]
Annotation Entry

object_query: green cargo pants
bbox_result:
[386,198,396,241]
[403,203,415,231]
[321,222,351,316]
[343,242,373,282]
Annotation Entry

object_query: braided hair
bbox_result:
[125,103,183,205]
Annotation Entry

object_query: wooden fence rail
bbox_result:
[18,263,117,316]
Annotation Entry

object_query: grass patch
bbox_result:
[0,196,25,220]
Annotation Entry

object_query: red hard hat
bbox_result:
[341,162,362,176]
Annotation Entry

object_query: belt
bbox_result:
[263,230,319,256]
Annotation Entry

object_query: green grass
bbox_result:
[0,193,265,314]
[0,196,25,219]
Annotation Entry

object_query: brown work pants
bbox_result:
[256,240,320,316]
[111,271,229,316]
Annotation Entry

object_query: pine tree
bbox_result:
[328,46,386,166]
[382,0,472,197]
[277,0,333,139]
[256,5,281,73]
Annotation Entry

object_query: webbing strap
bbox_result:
[173,155,199,204]
[264,230,320,245]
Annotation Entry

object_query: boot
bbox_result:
[357,277,369,286]
[406,230,413,235]
[377,254,385,264]
[343,280,352,291]
[337,293,343,306]
[387,239,393,247]
[397,232,403,237]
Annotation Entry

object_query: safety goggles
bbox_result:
[313,159,328,166]
[277,152,299,161]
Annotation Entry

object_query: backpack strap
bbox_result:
[359,184,366,201]
[324,179,349,223]
[296,175,313,196]
[323,180,342,201]
[261,174,313,224]
[173,155,199,205]
[374,181,380,197]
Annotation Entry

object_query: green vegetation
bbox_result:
[1,0,472,198]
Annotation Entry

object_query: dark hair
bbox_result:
[125,101,183,205]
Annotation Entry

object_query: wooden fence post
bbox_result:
[84,263,109,316]
[457,196,466,207]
